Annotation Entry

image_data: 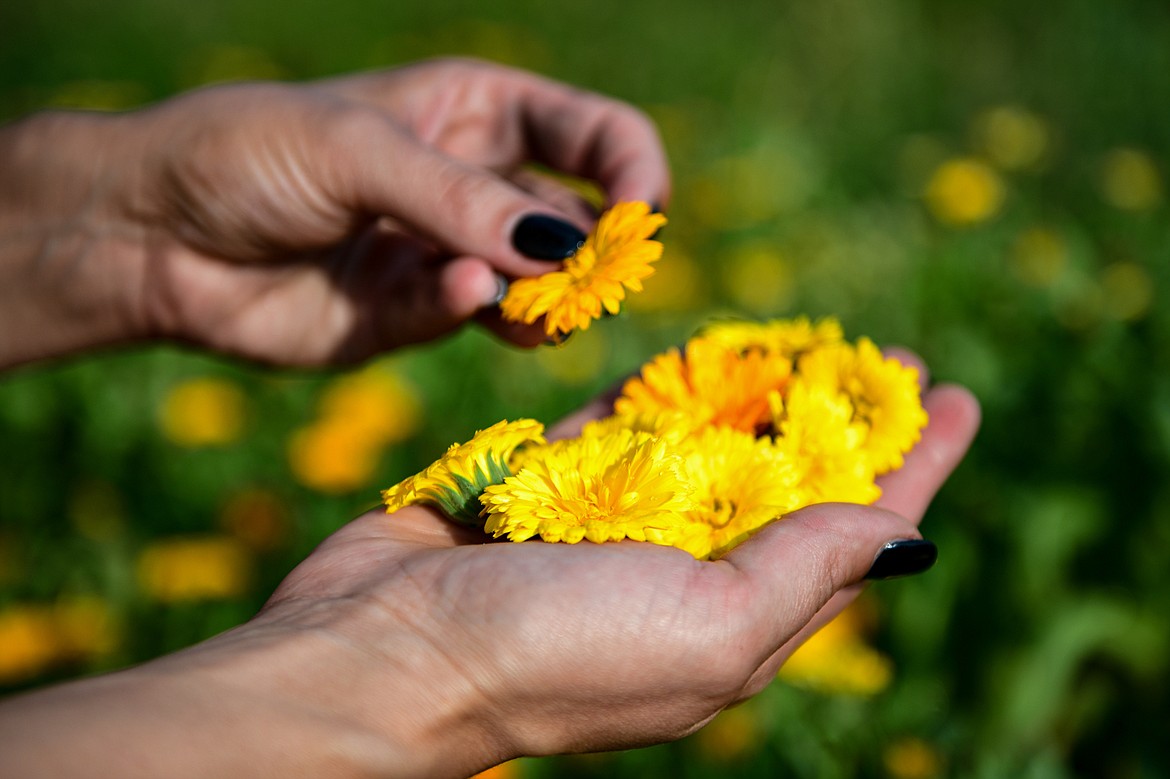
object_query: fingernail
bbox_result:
[864,539,937,580]
[488,274,509,306]
[512,215,586,261]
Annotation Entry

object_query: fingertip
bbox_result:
[439,258,505,318]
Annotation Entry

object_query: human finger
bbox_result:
[717,503,929,698]
[874,383,981,521]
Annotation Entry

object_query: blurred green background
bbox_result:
[2,0,1168,776]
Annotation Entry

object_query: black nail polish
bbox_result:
[864,539,937,580]
[512,215,586,261]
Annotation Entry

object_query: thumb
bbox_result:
[721,503,936,648]
[327,111,589,278]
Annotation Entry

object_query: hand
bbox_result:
[248,367,979,776]
[0,58,669,368]
[0,363,977,778]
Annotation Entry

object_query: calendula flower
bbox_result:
[158,377,246,447]
[481,429,696,545]
[500,201,667,338]
[382,419,546,526]
[797,339,928,474]
[673,426,801,560]
[615,337,792,433]
[580,409,698,444]
[699,316,844,359]
[770,380,880,506]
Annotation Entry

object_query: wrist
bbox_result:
[0,110,154,368]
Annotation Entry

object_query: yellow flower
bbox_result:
[923,157,1005,227]
[699,316,844,360]
[770,380,880,507]
[580,409,698,444]
[136,536,253,602]
[317,367,422,446]
[797,339,928,474]
[673,426,802,560]
[383,420,546,526]
[778,600,893,696]
[481,429,696,545]
[158,377,246,447]
[615,337,792,434]
[288,419,383,494]
[470,759,523,779]
[0,606,59,683]
[500,201,667,338]
[972,105,1050,171]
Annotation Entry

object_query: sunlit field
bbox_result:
[2,1,1169,776]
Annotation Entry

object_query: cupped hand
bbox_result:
[255,371,979,775]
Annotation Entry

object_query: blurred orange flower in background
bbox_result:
[288,366,422,493]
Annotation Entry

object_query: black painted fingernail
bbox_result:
[512,215,586,261]
[864,539,937,580]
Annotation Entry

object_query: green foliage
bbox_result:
[3,1,1169,776]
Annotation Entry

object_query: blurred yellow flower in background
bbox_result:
[1100,148,1163,211]
[624,247,703,313]
[923,158,1005,226]
[288,419,384,494]
[883,736,944,779]
[1011,227,1069,288]
[0,597,119,684]
[316,368,421,446]
[1100,262,1154,322]
[972,105,1050,171]
[0,606,58,683]
[721,244,793,314]
[289,366,423,494]
[136,536,252,602]
[159,377,246,447]
[779,600,893,696]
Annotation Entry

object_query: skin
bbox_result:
[0,58,982,777]
[0,58,668,368]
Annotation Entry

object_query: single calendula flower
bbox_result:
[480,429,696,545]
[673,426,802,560]
[500,201,667,338]
[796,339,928,474]
[615,337,792,433]
[580,409,698,444]
[769,381,880,506]
[699,316,845,360]
[382,419,546,525]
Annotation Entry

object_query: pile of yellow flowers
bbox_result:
[384,316,927,559]
[382,202,928,560]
